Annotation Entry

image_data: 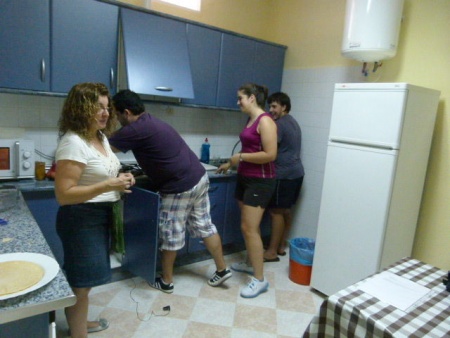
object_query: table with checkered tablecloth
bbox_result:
[304,257,450,337]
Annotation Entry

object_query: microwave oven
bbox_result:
[0,139,35,180]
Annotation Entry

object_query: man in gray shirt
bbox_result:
[264,92,304,261]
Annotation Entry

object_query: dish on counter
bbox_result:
[0,252,59,300]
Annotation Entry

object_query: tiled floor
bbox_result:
[55,250,325,337]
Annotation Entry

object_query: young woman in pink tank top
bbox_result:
[217,83,277,298]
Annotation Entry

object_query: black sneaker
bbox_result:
[208,268,232,286]
[149,277,174,293]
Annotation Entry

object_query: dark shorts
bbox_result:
[235,175,276,208]
[56,202,113,288]
[268,177,304,209]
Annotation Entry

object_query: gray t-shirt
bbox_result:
[275,114,304,179]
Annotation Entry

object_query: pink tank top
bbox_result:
[238,113,276,178]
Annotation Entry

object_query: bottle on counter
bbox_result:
[200,138,210,164]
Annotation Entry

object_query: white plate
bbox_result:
[0,252,60,300]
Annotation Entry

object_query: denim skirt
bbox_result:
[56,202,114,288]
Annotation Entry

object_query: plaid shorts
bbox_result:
[159,173,218,251]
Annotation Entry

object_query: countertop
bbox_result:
[0,179,75,325]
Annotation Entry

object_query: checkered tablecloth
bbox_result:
[304,257,450,337]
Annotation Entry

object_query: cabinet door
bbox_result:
[0,0,50,91]
[184,24,221,106]
[52,0,119,93]
[223,177,244,244]
[253,42,286,96]
[22,190,63,267]
[0,312,49,338]
[188,180,227,252]
[123,187,160,283]
[121,8,194,99]
[216,34,255,109]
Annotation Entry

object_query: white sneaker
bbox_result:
[240,276,269,298]
[231,261,254,274]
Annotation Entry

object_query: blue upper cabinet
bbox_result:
[120,8,194,99]
[253,41,286,98]
[183,24,222,106]
[51,0,119,94]
[0,0,118,94]
[0,0,50,91]
[216,34,255,109]
[216,34,286,110]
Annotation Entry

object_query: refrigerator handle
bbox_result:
[329,138,397,150]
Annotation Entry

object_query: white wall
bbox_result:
[0,93,246,166]
[282,65,366,240]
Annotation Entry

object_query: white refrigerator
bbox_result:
[310,83,440,296]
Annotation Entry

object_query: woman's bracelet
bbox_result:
[239,152,243,162]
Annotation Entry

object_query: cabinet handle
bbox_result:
[155,86,173,92]
[40,59,46,82]
[110,68,115,89]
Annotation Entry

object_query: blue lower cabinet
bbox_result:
[22,190,63,266]
[223,177,244,245]
[0,312,49,338]
[260,210,272,238]
[122,187,160,283]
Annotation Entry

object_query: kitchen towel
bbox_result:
[111,201,125,255]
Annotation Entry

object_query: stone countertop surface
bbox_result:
[0,179,75,325]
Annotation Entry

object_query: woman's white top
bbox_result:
[56,131,121,203]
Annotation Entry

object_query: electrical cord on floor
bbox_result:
[129,277,171,321]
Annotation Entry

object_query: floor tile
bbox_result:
[55,251,325,337]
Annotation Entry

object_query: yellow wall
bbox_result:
[120,0,450,269]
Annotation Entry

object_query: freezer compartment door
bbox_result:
[329,89,407,149]
[311,143,398,296]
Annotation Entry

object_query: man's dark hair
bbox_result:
[267,92,291,113]
[112,89,145,116]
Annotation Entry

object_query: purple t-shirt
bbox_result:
[238,113,276,178]
[109,113,205,193]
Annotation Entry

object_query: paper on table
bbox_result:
[358,271,431,311]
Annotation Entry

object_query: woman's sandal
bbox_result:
[87,318,109,333]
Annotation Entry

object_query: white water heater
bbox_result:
[341,0,404,63]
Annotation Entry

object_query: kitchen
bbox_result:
[0,0,449,337]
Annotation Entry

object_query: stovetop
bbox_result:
[119,163,144,177]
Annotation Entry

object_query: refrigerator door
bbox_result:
[329,88,407,149]
[311,143,398,296]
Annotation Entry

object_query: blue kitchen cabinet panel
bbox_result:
[216,34,286,110]
[260,210,271,238]
[123,187,160,283]
[223,177,244,245]
[188,179,227,252]
[120,8,194,99]
[216,34,255,109]
[0,0,50,91]
[0,0,118,94]
[0,312,49,338]
[21,190,63,267]
[51,0,119,94]
[184,24,222,106]
[253,42,286,97]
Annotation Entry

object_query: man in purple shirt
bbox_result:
[109,90,231,293]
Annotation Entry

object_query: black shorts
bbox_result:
[235,175,276,208]
[268,177,304,209]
